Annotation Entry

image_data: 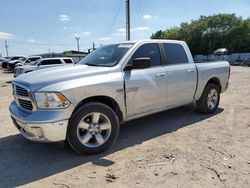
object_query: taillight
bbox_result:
[228,66,231,79]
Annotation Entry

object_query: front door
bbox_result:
[124,43,168,117]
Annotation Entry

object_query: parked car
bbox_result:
[15,56,42,67]
[1,57,12,69]
[232,58,244,66]
[14,57,74,77]
[7,56,27,71]
[10,40,230,154]
[2,56,25,70]
[243,59,250,67]
[0,57,8,69]
[0,57,7,62]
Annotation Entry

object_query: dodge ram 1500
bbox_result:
[9,40,230,154]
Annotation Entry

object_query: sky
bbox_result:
[0,0,249,56]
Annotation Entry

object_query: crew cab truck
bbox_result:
[9,40,230,154]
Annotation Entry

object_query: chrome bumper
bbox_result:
[9,101,74,142]
[12,117,68,142]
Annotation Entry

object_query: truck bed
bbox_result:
[194,61,230,101]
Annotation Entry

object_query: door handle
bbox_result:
[187,69,195,73]
[155,73,166,78]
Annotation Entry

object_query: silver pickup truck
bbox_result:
[9,40,230,154]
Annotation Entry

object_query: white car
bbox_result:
[14,57,74,77]
[16,56,42,66]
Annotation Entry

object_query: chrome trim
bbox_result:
[12,117,68,142]
[14,94,31,101]
[12,82,36,112]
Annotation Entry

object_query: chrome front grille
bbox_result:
[18,98,33,111]
[15,85,29,97]
[13,83,34,111]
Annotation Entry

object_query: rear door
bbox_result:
[163,43,197,107]
[124,43,168,117]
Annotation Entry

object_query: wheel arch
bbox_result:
[195,77,222,102]
[206,77,222,92]
[71,95,124,123]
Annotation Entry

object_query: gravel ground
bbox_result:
[0,66,249,188]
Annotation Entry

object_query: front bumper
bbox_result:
[9,101,74,142]
[11,117,68,142]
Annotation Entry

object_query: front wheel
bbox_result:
[196,83,220,114]
[67,102,120,154]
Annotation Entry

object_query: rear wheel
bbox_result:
[67,102,120,154]
[197,83,220,114]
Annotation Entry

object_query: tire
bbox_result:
[67,102,120,154]
[196,83,220,114]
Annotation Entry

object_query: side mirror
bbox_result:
[125,57,151,70]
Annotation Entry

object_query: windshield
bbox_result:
[25,57,40,64]
[19,57,26,61]
[30,59,40,65]
[11,57,22,60]
[78,43,134,67]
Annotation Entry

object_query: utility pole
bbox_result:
[4,40,9,57]
[126,0,130,41]
[75,37,80,51]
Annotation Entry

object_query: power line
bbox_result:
[133,0,149,38]
[36,0,108,40]
[101,0,124,43]
[19,0,87,39]
[10,41,75,46]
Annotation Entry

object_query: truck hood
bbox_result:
[14,64,112,91]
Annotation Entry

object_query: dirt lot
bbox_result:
[0,66,249,188]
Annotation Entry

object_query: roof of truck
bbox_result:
[118,39,187,46]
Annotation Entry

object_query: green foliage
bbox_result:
[151,14,250,54]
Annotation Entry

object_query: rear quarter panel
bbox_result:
[194,61,230,101]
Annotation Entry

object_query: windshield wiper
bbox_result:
[85,63,100,66]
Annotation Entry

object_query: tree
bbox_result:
[151,14,250,55]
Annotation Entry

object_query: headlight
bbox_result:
[34,92,70,109]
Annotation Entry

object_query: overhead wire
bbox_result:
[37,0,108,40]
[100,0,124,44]
[133,0,150,38]
[12,0,124,52]
[20,0,87,39]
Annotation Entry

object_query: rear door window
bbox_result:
[63,59,73,64]
[163,43,188,65]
